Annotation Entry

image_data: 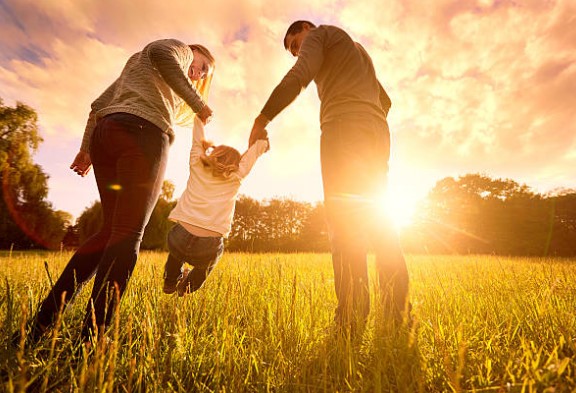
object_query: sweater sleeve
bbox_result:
[80,79,119,152]
[146,39,206,113]
[236,140,269,179]
[260,29,325,121]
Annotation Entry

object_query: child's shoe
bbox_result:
[176,268,192,297]
[163,277,178,294]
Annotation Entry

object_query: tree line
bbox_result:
[2,99,576,255]
[402,174,576,256]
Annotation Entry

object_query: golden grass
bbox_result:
[1,251,575,392]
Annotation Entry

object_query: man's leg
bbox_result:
[373,218,409,322]
[361,118,409,323]
[321,119,372,330]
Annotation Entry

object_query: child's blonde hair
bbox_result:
[200,140,241,178]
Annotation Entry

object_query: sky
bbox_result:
[1,0,575,226]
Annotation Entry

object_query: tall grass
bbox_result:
[1,252,575,392]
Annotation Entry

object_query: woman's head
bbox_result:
[175,44,215,125]
[200,140,241,178]
[188,44,215,99]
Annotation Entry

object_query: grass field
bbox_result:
[1,251,575,392]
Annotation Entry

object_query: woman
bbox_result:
[30,38,216,343]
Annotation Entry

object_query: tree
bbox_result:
[227,196,329,252]
[299,202,330,252]
[76,180,177,250]
[0,98,67,249]
[77,201,103,244]
[227,195,264,251]
[142,180,177,249]
[409,174,552,255]
[546,192,576,256]
[261,198,313,251]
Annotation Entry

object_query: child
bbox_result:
[163,116,269,296]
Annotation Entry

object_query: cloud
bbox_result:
[1,0,575,218]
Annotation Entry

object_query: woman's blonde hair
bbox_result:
[175,44,215,126]
[199,140,241,178]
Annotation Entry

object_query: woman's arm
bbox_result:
[146,39,207,114]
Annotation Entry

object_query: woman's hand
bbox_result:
[197,104,213,124]
[70,151,92,177]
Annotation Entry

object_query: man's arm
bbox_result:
[249,29,325,146]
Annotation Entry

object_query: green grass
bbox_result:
[1,252,575,392]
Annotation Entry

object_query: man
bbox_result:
[249,21,409,331]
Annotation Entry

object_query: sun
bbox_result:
[377,185,421,231]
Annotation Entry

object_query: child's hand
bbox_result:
[249,114,269,146]
[259,129,270,152]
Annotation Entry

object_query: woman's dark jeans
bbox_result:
[164,223,224,292]
[320,114,409,329]
[35,113,169,340]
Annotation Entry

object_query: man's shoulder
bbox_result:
[314,25,353,44]
[317,24,348,35]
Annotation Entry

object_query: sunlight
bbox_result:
[376,171,430,231]
[378,191,417,230]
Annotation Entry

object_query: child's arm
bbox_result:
[190,116,206,164]
[237,138,269,178]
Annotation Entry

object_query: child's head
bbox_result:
[200,140,241,178]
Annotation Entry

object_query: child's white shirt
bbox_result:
[168,117,268,237]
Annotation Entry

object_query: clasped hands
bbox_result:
[249,113,271,151]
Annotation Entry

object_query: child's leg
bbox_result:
[178,237,224,295]
[186,265,212,292]
[163,224,190,294]
[163,253,183,294]
[164,252,184,283]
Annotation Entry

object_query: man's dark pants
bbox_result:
[320,114,409,328]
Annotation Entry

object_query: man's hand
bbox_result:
[249,113,270,147]
[197,104,213,124]
[70,151,92,177]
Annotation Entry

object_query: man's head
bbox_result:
[283,20,316,57]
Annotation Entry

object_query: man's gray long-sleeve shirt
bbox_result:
[261,25,391,126]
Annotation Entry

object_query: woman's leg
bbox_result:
[81,115,169,341]
[32,121,117,336]
[31,232,108,336]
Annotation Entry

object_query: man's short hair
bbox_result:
[283,20,317,49]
